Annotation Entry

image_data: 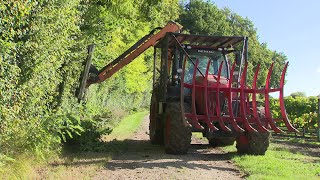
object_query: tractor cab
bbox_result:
[183,46,230,88]
[153,33,246,101]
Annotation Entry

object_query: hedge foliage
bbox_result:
[0,0,179,158]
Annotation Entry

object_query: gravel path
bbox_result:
[94,116,243,180]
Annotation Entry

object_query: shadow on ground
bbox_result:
[53,139,238,173]
[52,135,320,174]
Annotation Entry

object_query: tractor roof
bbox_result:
[156,33,245,49]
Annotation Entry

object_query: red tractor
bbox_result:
[77,21,297,155]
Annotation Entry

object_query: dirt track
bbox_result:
[94,116,243,180]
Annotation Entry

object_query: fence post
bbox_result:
[317,94,320,142]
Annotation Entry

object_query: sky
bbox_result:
[212,0,320,97]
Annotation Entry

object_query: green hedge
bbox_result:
[0,0,179,158]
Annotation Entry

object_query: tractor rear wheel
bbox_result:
[164,102,191,154]
[208,137,235,147]
[149,89,164,145]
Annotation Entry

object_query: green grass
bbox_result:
[192,131,320,179]
[192,132,206,140]
[104,111,148,140]
[223,143,320,180]
[0,153,46,179]
[272,135,320,146]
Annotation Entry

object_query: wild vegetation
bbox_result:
[0,0,318,177]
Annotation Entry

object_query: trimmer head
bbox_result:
[76,44,95,102]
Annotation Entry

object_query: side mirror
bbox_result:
[235,52,241,65]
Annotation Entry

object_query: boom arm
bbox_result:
[77,21,182,100]
[97,21,182,84]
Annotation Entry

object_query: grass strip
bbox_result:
[106,111,148,140]
[223,144,320,180]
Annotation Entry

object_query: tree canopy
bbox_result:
[290,91,307,98]
[179,0,287,88]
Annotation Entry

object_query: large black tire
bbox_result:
[236,108,271,155]
[149,88,164,145]
[164,102,191,154]
[236,132,270,155]
[208,137,235,147]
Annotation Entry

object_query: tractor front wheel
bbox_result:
[236,107,271,155]
[164,102,191,154]
[236,131,270,155]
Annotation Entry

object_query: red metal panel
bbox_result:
[215,62,231,132]
[187,60,205,129]
[203,60,218,131]
[251,64,269,132]
[264,63,283,133]
[227,62,244,132]
[239,63,257,132]
[278,62,298,132]
[181,52,296,133]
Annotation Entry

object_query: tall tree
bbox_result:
[178,0,287,88]
[290,91,307,98]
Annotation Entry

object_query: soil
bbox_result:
[93,116,244,180]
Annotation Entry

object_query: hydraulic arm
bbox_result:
[77,21,182,100]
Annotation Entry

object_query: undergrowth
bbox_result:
[0,111,148,179]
